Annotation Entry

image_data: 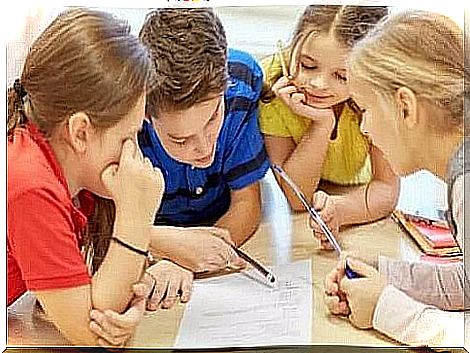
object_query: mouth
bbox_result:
[304,91,335,101]
[193,150,214,165]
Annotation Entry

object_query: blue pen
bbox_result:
[272,164,361,279]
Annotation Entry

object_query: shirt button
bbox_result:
[191,166,195,170]
[195,186,204,195]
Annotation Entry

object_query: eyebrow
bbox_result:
[300,54,317,62]
[167,98,222,140]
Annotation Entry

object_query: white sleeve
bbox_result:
[373,285,464,347]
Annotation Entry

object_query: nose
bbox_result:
[309,74,329,91]
[194,133,212,156]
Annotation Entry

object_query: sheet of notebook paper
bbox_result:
[175,259,312,348]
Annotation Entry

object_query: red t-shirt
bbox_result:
[7,124,94,306]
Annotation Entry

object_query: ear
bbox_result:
[395,87,418,129]
[65,112,94,154]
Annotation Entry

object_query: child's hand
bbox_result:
[89,283,148,348]
[272,76,335,129]
[309,191,342,250]
[324,260,350,316]
[101,139,165,225]
[165,227,246,273]
[339,257,387,329]
[143,260,193,310]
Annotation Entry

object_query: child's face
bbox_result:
[152,94,224,168]
[82,94,146,197]
[290,34,350,109]
[349,77,416,176]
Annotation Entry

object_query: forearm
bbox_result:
[35,285,99,346]
[379,256,467,310]
[215,192,261,246]
[279,122,332,211]
[334,178,398,227]
[148,226,186,261]
[91,212,150,312]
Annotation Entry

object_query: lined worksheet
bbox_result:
[175,260,312,348]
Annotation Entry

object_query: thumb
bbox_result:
[345,257,377,278]
[312,191,327,211]
[208,227,233,244]
[101,164,118,190]
[229,250,246,269]
[132,283,149,299]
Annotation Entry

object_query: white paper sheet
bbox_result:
[175,259,312,348]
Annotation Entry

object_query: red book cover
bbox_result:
[410,220,458,249]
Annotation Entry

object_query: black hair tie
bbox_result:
[13,79,27,100]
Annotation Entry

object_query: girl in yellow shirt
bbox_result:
[260,5,400,247]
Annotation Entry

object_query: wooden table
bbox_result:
[6,177,466,350]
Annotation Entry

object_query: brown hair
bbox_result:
[139,8,227,115]
[261,5,388,103]
[350,10,466,134]
[7,7,155,273]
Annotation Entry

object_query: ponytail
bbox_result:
[7,79,28,136]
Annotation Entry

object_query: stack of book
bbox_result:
[392,210,462,263]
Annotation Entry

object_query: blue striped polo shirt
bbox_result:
[138,48,270,226]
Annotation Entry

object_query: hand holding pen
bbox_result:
[272,164,360,279]
[201,227,276,285]
[310,190,342,250]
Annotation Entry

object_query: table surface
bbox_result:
[6,176,463,349]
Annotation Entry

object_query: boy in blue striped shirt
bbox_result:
[138,8,270,276]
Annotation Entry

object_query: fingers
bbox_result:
[290,92,306,105]
[180,275,193,303]
[90,320,130,346]
[102,300,145,330]
[143,157,153,170]
[228,246,246,269]
[312,191,328,212]
[272,78,301,104]
[89,310,133,346]
[207,227,233,245]
[324,269,340,296]
[160,279,179,309]
[97,337,126,349]
[324,294,350,316]
[100,164,119,188]
[319,239,334,250]
[271,76,294,94]
[119,138,138,164]
[147,277,168,311]
[344,257,378,278]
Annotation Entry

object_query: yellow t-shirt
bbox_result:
[259,55,372,186]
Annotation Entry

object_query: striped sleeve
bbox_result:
[223,50,270,190]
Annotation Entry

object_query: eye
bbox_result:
[300,62,317,70]
[335,72,347,82]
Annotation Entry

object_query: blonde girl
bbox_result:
[324,10,468,346]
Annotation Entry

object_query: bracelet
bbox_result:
[111,237,149,257]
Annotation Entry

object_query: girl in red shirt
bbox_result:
[7,8,188,346]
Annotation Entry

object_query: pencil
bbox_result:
[276,40,291,79]
[231,245,276,283]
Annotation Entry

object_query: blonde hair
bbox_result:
[349,10,466,134]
